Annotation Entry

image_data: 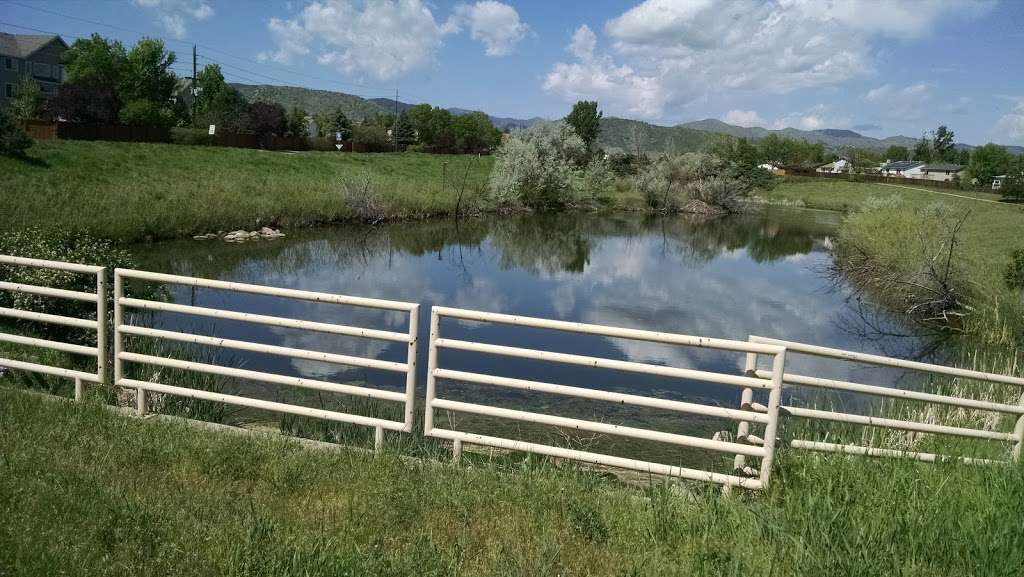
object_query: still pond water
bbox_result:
[133,208,919,458]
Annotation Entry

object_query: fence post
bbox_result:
[733,351,758,472]
[452,439,462,464]
[74,377,83,402]
[1013,390,1024,462]
[374,425,384,452]
[95,268,107,387]
[757,348,787,489]
[402,305,419,433]
[423,308,440,437]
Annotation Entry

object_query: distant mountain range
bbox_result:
[230,83,1022,155]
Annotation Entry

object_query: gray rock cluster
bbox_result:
[193,227,286,242]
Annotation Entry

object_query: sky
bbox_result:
[2,0,1022,145]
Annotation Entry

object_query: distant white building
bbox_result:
[919,163,964,182]
[816,159,848,174]
[992,175,1007,191]
[880,161,925,177]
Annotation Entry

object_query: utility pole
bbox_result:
[191,44,197,126]
[394,87,399,153]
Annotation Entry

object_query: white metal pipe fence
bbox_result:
[113,269,419,447]
[423,306,787,490]
[6,254,1024,489]
[0,255,106,400]
[733,335,1024,467]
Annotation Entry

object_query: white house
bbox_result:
[816,159,848,174]
[992,175,1007,191]
[880,161,925,177]
[919,163,964,182]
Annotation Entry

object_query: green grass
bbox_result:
[763,178,1024,296]
[0,140,496,243]
[2,388,1023,576]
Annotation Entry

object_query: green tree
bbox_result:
[758,133,796,167]
[452,111,500,153]
[63,33,127,86]
[912,136,932,162]
[565,100,602,150]
[957,148,971,166]
[118,38,177,105]
[0,108,32,156]
[884,145,909,161]
[325,107,352,139]
[194,64,227,112]
[406,103,433,142]
[932,125,955,162]
[286,107,309,137]
[394,110,415,147]
[7,76,45,121]
[968,143,1012,188]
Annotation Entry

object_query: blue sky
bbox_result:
[2,0,1022,145]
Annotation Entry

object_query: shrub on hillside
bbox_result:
[0,109,32,157]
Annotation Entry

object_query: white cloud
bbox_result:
[569,25,596,61]
[446,1,528,57]
[544,0,991,120]
[771,105,850,131]
[133,0,214,39]
[260,1,526,81]
[543,58,666,119]
[863,83,933,120]
[995,97,1024,145]
[723,110,765,128]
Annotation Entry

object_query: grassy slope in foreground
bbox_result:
[763,179,1024,294]
[0,140,495,243]
[2,389,1024,577]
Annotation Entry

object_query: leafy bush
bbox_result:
[170,127,214,146]
[635,153,747,213]
[352,124,390,152]
[488,121,603,210]
[833,197,973,329]
[119,98,173,128]
[0,108,32,157]
[605,151,648,176]
[0,228,137,343]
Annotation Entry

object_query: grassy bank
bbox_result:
[763,178,1024,297]
[2,389,1023,577]
[0,140,497,243]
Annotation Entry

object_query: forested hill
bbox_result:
[596,117,713,155]
[230,84,389,120]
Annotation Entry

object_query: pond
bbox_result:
[132,208,921,463]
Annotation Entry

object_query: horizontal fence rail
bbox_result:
[0,255,106,400]
[113,269,420,447]
[424,306,788,490]
[737,336,1024,465]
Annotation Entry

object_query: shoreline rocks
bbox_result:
[193,227,286,242]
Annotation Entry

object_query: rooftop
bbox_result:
[921,163,963,172]
[0,32,67,59]
[881,161,924,171]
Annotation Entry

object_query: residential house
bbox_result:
[992,175,1007,191]
[879,160,925,177]
[757,163,786,175]
[816,159,849,174]
[1,33,68,110]
[919,163,964,182]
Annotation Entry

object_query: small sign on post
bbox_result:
[208,125,216,135]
